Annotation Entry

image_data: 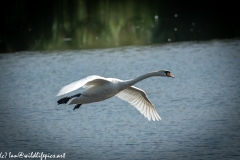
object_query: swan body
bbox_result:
[57,70,174,121]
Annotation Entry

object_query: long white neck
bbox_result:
[125,71,160,86]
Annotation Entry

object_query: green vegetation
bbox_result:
[1,0,239,52]
[32,1,158,50]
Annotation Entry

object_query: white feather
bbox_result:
[56,75,109,96]
[116,86,161,121]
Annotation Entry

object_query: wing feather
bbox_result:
[151,108,155,121]
[57,75,109,96]
[116,86,161,121]
[139,101,144,114]
[146,102,151,121]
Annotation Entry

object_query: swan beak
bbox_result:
[167,73,175,78]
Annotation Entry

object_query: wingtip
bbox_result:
[150,117,161,121]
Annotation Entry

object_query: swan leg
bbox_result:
[57,93,81,105]
[73,104,82,110]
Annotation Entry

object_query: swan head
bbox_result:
[157,70,175,78]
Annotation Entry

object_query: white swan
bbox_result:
[57,70,174,121]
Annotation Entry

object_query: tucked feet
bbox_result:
[57,93,81,105]
[57,97,71,105]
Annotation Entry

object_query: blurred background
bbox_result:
[1,0,239,52]
[1,1,240,160]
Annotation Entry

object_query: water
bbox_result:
[0,39,240,160]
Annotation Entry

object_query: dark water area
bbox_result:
[1,0,240,52]
[0,39,240,159]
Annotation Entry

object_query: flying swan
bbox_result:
[57,70,174,121]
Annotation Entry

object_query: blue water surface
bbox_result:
[0,39,240,160]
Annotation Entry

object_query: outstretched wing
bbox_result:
[56,75,109,96]
[116,86,161,121]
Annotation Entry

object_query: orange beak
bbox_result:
[167,72,175,78]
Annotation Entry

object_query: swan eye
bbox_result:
[164,71,169,76]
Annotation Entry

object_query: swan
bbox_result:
[57,70,174,121]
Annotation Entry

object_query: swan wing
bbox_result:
[116,86,161,121]
[57,75,109,96]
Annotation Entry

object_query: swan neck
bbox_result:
[128,72,159,85]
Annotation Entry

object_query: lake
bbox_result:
[0,39,240,160]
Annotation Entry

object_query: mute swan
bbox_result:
[57,70,174,121]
